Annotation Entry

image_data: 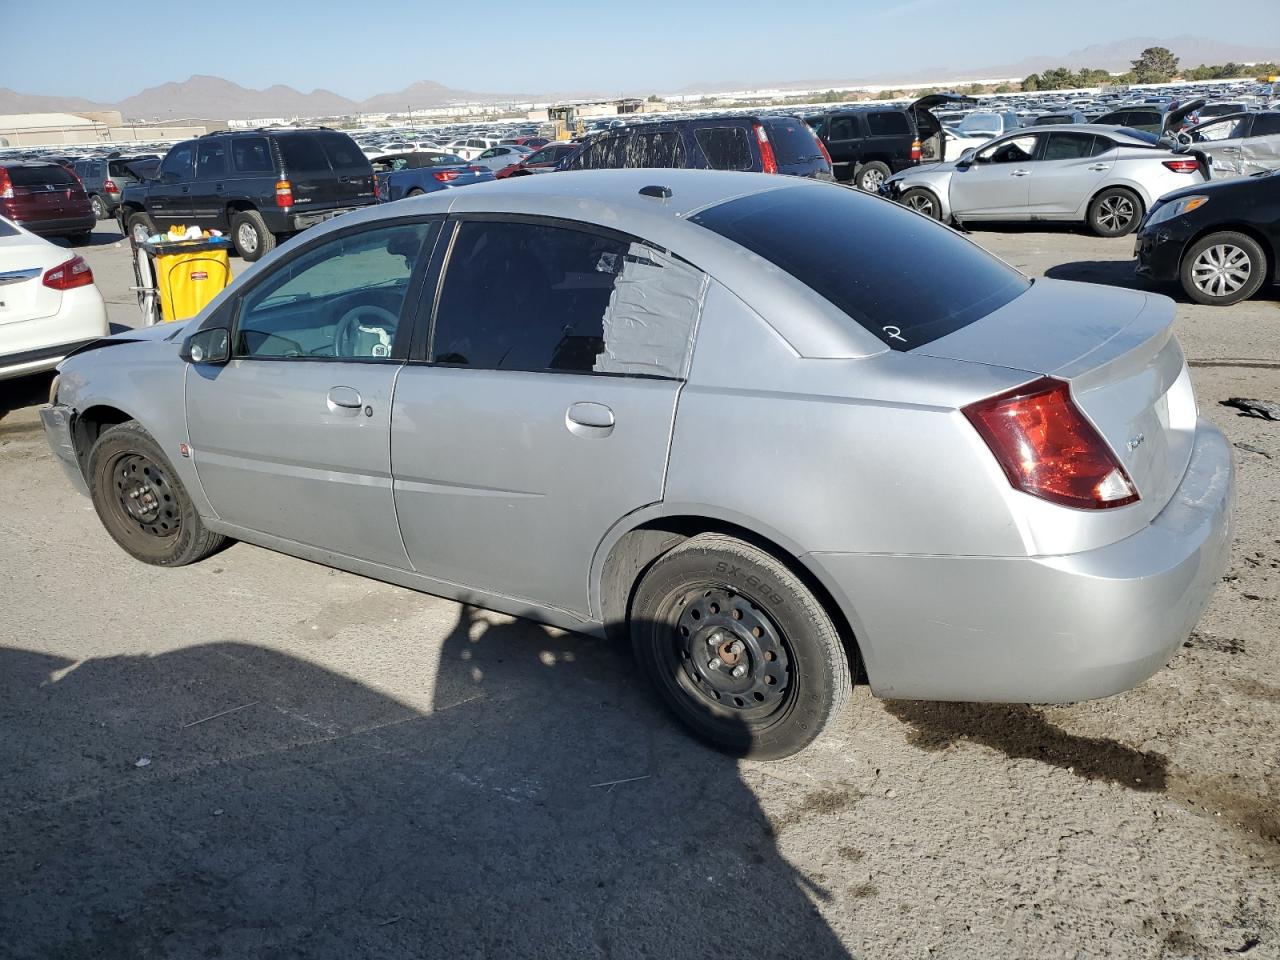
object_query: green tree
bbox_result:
[1021,73,1041,92]
[1131,46,1179,84]
[1039,66,1078,90]
[876,89,897,100]
[993,83,1014,93]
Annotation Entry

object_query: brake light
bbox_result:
[911,138,922,161]
[103,179,118,193]
[372,176,380,200]
[42,255,94,291]
[433,170,460,182]
[753,123,778,175]
[275,179,293,207]
[963,377,1138,510]
[811,128,833,166]
[0,168,11,200]
[1163,159,1200,174]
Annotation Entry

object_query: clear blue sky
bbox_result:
[5,0,1278,101]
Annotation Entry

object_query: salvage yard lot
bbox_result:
[1,220,1277,958]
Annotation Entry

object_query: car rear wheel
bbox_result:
[88,421,226,566]
[231,210,277,262]
[406,188,426,197]
[855,161,892,193]
[89,195,108,220]
[900,187,942,219]
[1088,187,1143,237]
[1180,231,1267,306]
[629,533,852,760]
[126,211,156,244]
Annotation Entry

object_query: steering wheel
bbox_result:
[334,304,399,358]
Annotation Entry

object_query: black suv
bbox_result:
[806,94,974,191]
[118,128,376,261]
[557,115,833,180]
[73,155,157,221]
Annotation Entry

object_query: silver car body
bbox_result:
[887,124,1206,223]
[41,170,1233,703]
[1184,112,1280,179]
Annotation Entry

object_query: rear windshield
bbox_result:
[6,164,78,187]
[316,132,369,172]
[689,186,1029,351]
[1116,128,1161,145]
[763,118,824,164]
[107,160,141,180]
[277,134,331,173]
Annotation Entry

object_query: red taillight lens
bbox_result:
[432,170,460,182]
[753,123,778,174]
[0,168,12,200]
[43,255,94,291]
[963,377,1139,510]
[1163,159,1200,173]
[372,176,381,200]
[275,179,293,207]
[103,178,118,193]
[812,127,833,166]
[911,138,922,161]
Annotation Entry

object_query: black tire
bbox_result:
[406,188,426,197]
[855,161,892,193]
[900,186,942,219]
[629,533,852,760]
[126,211,156,244]
[89,194,108,221]
[87,421,225,567]
[1180,231,1268,306]
[67,232,94,247]
[1087,187,1143,237]
[230,209,277,262]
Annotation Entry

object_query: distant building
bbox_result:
[0,112,227,149]
[526,98,667,123]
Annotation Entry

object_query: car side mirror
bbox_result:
[955,148,977,168]
[181,326,231,365]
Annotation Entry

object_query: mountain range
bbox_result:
[2,36,1277,121]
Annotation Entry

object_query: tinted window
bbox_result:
[107,159,140,180]
[1042,132,1097,161]
[632,130,685,167]
[689,186,1029,350]
[317,132,367,172]
[1116,128,1160,145]
[196,140,227,178]
[7,164,78,187]
[236,222,433,359]
[159,142,195,180]
[277,135,331,173]
[866,111,910,136]
[232,136,274,173]
[573,135,629,170]
[827,116,858,140]
[694,127,753,171]
[432,220,704,378]
[764,118,823,163]
[1253,114,1280,137]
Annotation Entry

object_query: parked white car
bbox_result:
[0,216,108,380]
[445,137,501,160]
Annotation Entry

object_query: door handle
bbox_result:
[1222,147,1241,152]
[1010,169,1031,177]
[566,402,615,438]
[181,186,190,193]
[1087,164,1109,171]
[326,385,364,415]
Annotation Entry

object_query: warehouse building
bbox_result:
[0,112,225,148]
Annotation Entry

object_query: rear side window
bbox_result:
[694,127,753,171]
[866,111,910,136]
[277,135,331,173]
[232,137,274,173]
[689,186,1029,351]
[317,133,368,172]
[0,218,19,237]
[763,119,824,163]
[1042,132,1097,161]
[827,116,859,140]
[631,131,685,167]
[1253,114,1280,136]
[432,220,705,378]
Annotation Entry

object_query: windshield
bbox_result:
[958,113,1002,136]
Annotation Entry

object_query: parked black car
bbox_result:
[557,115,833,180]
[118,128,376,261]
[806,94,974,191]
[1135,169,1279,306]
[72,155,157,221]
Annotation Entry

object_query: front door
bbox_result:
[148,141,196,230]
[186,218,438,566]
[1026,131,1114,215]
[948,134,1039,218]
[189,138,230,231]
[390,217,706,615]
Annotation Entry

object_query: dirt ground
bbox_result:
[0,220,1276,959]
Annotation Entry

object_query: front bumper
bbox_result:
[811,418,1234,703]
[40,402,90,497]
[1134,226,1186,281]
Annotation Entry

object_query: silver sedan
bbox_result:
[41,170,1233,758]
[883,124,1207,236]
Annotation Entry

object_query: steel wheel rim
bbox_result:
[110,452,180,540]
[237,223,258,253]
[905,192,935,215]
[131,221,150,243]
[1191,244,1251,298]
[861,168,886,190]
[666,586,793,722]
[1098,195,1135,231]
[91,197,105,219]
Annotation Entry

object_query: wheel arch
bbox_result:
[70,403,136,477]
[1182,222,1276,281]
[592,508,866,683]
[1087,180,1149,216]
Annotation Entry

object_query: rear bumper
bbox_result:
[812,418,1234,702]
[15,214,97,237]
[40,402,90,497]
[288,204,370,231]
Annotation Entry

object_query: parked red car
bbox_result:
[0,162,96,244]
[500,136,551,150]
[495,142,582,179]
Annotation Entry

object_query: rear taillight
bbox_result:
[812,128,833,166]
[43,255,94,291]
[911,138,922,161]
[753,123,778,175]
[963,377,1138,510]
[103,178,118,193]
[1163,159,1200,174]
[433,170,460,182]
[275,179,293,207]
[372,176,381,200]
[0,168,12,200]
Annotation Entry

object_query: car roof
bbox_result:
[997,124,1158,144]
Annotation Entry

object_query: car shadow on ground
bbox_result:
[52,228,125,249]
[1043,259,1160,293]
[0,607,853,959]
[0,372,52,423]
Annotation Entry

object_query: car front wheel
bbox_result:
[900,187,942,219]
[629,533,852,760]
[1088,187,1143,237]
[1181,231,1267,306]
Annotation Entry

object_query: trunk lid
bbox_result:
[915,278,1197,523]
[0,234,64,326]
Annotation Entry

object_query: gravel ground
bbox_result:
[0,220,1276,959]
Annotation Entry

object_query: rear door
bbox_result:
[1027,132,1114,215]
[390,216,705,615]
[948,134,1040,218]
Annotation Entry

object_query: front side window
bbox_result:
[196,140,227,178]
[694,127,753,171]
[432,220,706,378]
[978,135,1038,164]
[235,222,435,359]
[160,142,195,181]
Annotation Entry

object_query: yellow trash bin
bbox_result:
[146,238,233,323]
